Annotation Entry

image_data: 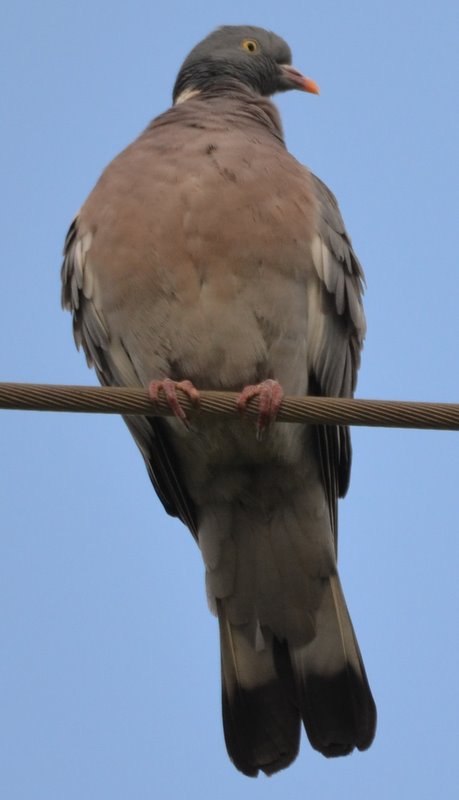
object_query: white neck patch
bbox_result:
[174,87,201,105]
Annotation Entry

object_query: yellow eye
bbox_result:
[241,39,259,54]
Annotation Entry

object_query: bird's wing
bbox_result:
[308,172,366,545]
[61,215,198,538]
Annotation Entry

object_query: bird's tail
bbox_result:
[217,573,376,776]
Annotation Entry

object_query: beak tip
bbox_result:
[304,78,320,96]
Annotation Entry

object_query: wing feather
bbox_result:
[61,215,198,539]
[308,173,366,548]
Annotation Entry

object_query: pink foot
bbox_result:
[148,378,200,428]
[237,379,284,439]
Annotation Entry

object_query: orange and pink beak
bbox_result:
[280,64,320,95]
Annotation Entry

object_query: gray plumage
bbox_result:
[61,25,376,776]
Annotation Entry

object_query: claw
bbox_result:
[148,378,200,428]
[237,379,284,440]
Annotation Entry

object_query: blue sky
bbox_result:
[1,1,458,797]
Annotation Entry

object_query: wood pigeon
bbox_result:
[61,24,376,776]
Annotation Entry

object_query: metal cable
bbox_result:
[0,382,458,430]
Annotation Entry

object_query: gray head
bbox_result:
[172,25,319,103]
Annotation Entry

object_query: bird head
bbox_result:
[172,25,319,103]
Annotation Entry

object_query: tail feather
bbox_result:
[218,602,300,777]
[217,574,376,774]
[289,574,376,755]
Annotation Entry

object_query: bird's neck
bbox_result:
[155,85,286,144]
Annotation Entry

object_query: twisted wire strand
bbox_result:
[0,382,458,430]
